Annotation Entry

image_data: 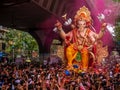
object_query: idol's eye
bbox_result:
[80,23,85,26]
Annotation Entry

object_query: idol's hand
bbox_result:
[55,20,62,30]
[102,23,107,27]
[101,23,107,32]
[87,45,93,51]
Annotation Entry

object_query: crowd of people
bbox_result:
[0,56,120,90]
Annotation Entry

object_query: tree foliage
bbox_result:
[113,0,120,2]
[114,23,120,42]
[5,28,38,56]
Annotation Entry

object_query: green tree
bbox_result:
[5,28,38,57]
[114,22,120,43]
[114,12,120,40]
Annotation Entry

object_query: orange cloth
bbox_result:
[64,29,92,70]
[65,44,89,70]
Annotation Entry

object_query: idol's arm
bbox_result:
[55,20,66,40]
[97,23,107,39]
[58,28,66,40]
